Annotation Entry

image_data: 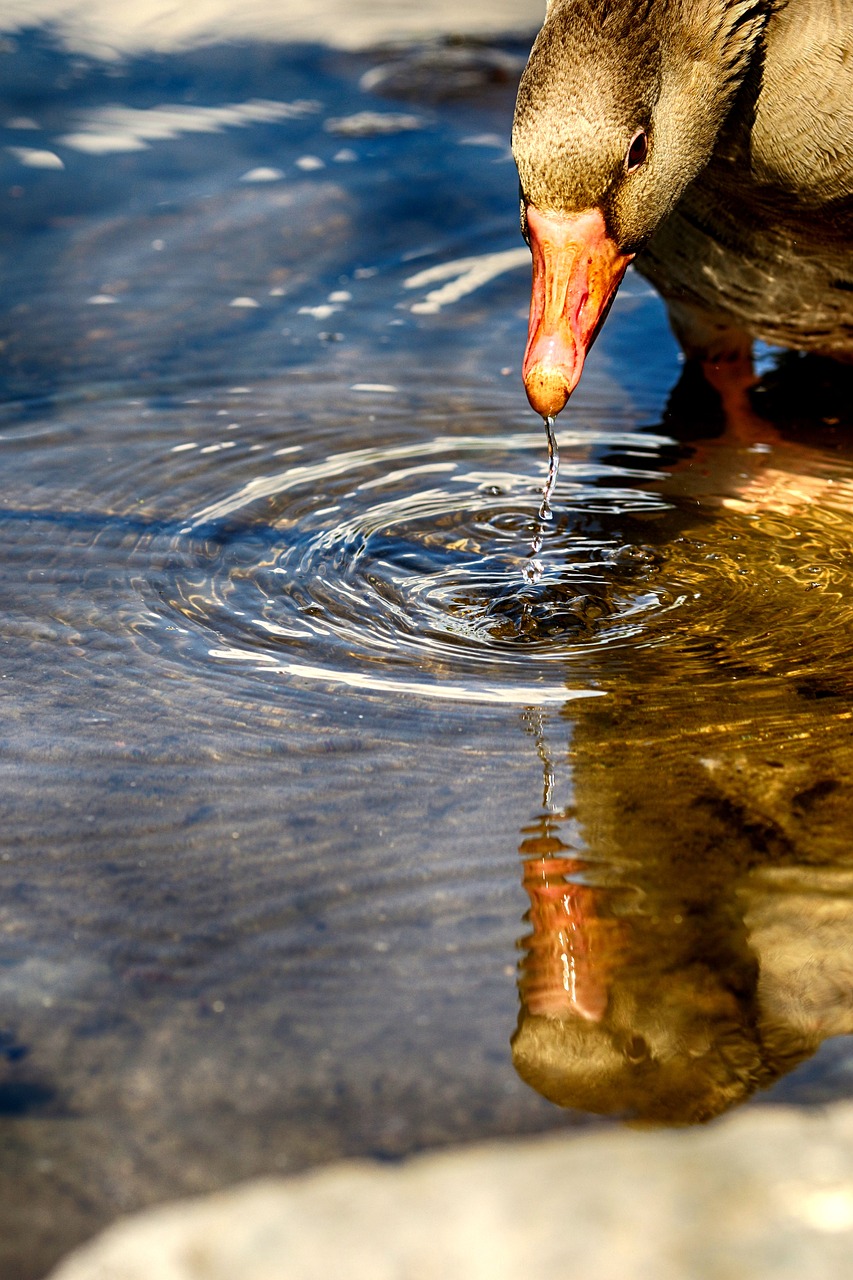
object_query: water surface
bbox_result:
[1,26,852,1280]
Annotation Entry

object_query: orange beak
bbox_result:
[522,205,634,419]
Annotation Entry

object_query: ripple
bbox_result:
[637,480,853,685]
[133,426,853,706]
[8,395,853,712]
[147,430,674,704]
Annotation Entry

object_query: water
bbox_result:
[522,413,559,583]
[1,22,853,1280]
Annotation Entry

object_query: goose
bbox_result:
[512,0,853,419]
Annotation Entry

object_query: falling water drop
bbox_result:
[523,416,560,584]
[539,415,560,522]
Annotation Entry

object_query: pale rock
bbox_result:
[49,1103,853,1280]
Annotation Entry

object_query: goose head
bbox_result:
[513,0,769,417]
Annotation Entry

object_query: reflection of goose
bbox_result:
[512,0,853,418]
[513,779,853,1126]
[512,568,853,1125]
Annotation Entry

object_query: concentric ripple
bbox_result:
[151,430,675,704]
[136,420,853,707]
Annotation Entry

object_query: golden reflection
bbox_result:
[513,704,853,1124]
[512,392,853,1125]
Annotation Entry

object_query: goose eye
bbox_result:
[625,128,648,173]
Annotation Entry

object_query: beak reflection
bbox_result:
[512,643,853,1125]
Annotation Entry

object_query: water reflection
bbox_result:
[512,384,853,1124]
[514,724,853,1124]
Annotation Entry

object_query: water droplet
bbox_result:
[523,415,560,582]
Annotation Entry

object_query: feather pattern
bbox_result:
[512,0,853,363]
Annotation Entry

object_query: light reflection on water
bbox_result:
[171,425,671,703]
[0,21,852,1280]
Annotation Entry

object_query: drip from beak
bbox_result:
[522,205,633,418]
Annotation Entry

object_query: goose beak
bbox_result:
[522,205,634,418]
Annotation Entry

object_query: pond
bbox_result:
[1,16,852,1279]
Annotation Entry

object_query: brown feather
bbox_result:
[513,0,853,362]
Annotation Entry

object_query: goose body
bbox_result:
[512,0,853,417]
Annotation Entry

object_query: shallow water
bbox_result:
[1,24,853,1280]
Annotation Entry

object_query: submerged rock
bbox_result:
[49,1103,853,1279]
